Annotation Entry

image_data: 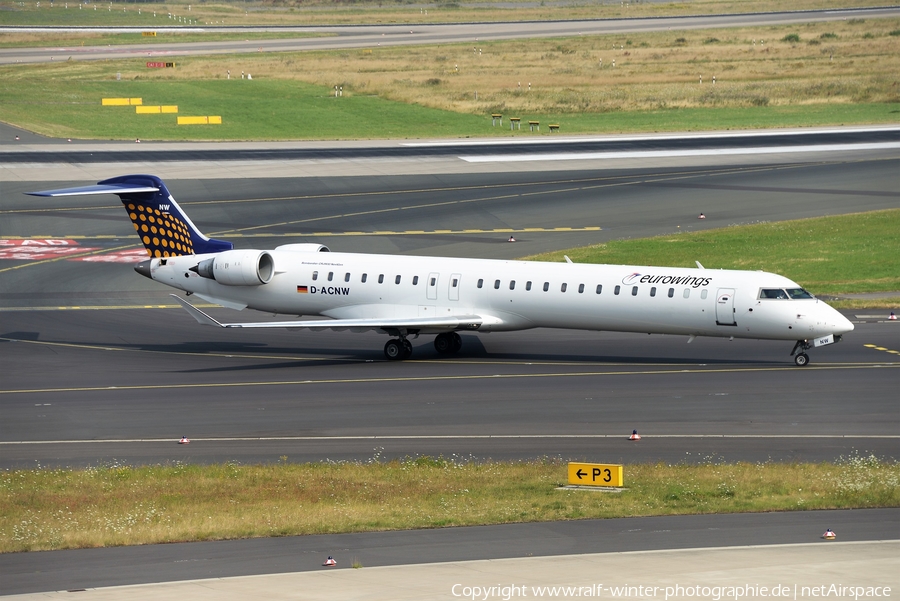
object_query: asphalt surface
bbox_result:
[2,147,899,470]
[1,509,896,595]
[3,7,899,64]
[1,133,898,597]
[3,128,898,163]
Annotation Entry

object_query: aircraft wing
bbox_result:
[171,295,482,332]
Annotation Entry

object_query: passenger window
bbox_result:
[526,281,532,291]
[378,274,384,284]
[413,276,419,285]
[328,272,334,281]
[543,282,549,292]
[344,272,351,282]
[452,278,458,288]
[509,280,516,290]
[683,288,690,298]
[312,271,318,281]
[650,287,656,297]
[395,275,401,284]
[614,285,620,295]
[477,279,483,289]
[361,273,367,283]
[561,283,568,293]
[494,279,501,290]
[578,284,585,294]
[596,284,602,294]
[700,289,708,299]
[632,286,638,296]
[668,287,674,298]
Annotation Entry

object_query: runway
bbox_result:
[2,136,899,470]
[3,7,899,65]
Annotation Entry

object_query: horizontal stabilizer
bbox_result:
[171,295,483,332]
[27,183,160,197]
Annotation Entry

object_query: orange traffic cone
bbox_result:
[178,436,190,444]
[822,528,836,539]
[323,556,337,566]
[629,429,641,441]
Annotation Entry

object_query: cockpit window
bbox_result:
[759,288,815,300]
[786,288,814,299]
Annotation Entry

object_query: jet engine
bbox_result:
[193,250,274,286]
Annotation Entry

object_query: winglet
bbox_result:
[171,294,227,327]
[695,261,705,269]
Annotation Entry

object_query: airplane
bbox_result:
[29,174,854,366]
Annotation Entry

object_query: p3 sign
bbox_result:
[567,462,624,487]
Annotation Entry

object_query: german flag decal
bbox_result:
[297,285,309,293]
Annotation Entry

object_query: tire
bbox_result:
[794,353,810,367]
[434,333,452,354]
[450,332,462,353]
[384,339,404,361]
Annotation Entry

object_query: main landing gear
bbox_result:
[434,332,462,355]
[384,332,463,361]
[790,340,811,367]
[384,338,413,361]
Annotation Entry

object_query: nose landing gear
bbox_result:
[790,340,812,367]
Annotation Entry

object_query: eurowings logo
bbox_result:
[623,272,714,288]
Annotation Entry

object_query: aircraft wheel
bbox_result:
[794,353,810,367]
[434,333,453,354]
[450,332,462,353]
[402,339,413,359]
[384,339,404,361]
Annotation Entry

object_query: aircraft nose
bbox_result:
[827,306,854,335]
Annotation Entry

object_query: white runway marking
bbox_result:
[459,142,900,163]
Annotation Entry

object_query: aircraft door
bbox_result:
[716,288,736,326]
[449,273,461,301]
[427,272,439,301]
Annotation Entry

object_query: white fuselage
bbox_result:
[148,249,854,342]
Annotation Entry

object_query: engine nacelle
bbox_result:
[274,243,330,253]
[194,250,274,286]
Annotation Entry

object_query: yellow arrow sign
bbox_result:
[567,462,623,487]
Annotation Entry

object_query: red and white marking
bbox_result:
[0,239,97,260]
[70,249,149,263]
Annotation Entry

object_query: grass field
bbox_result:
[2,454,897,552]
[1,17,899,139]
[0,0,889,28]
[525,209,900,299]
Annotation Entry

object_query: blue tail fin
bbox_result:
[29,174,233,258]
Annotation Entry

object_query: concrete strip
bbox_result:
[6,541,898,601]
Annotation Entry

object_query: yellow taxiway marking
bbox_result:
[866,344,900,355]
[1,227,603,242]
[0,304,220,312]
